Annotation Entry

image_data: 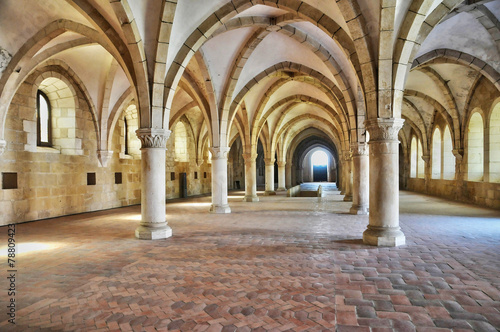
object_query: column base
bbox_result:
[264,190,276,196]
[277,187,287,191]
[210,204,231,214]
[363,226,405,247]
[343,194,353,202]
[350,205,369,215]
[135,224,172,240]
[243,195,259,202]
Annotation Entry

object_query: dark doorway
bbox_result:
[180,172,187,198]
[313,165,328,182]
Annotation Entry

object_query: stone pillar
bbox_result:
[422,154,431,191]
[363,118,405,246]
[277,161,286,191]
[343,152,353,202]
[243,153,259,202]
[135,129,172,240]
[210,147,231,213]
[264,158,276,195]
[285,163,292,188]
[350,142,369,215]
[453,149,464,200]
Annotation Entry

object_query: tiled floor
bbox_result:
[0,187,499,331]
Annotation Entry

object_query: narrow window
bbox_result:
[204,172,207,179]
[171,172,175,181]
[194,172,198,179]
[124,117,129,155]
[37,91,51,146]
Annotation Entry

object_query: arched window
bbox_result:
[468,112,484,181]
[410,137,417,178]
[489,103,500,183]
[37,90,51,146]
[174,121,188,162]
[443,125,455,180]
[417,139,424,179]
[432,127,442,179]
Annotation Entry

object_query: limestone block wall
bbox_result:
[0,77,141,226]
[165,130,211,199]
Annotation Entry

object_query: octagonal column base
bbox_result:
[363,226,405,247]
[210,204,231,214]
[244,195,259,202]
[135,224,172,240]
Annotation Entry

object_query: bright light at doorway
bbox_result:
[311,150,328,166]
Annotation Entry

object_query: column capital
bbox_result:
[0,139,6,155]
[365,118,404,141]
[264,158,275,166]
[421,154,430,163]
[277,161,286,167]
[242,152,257,162]
[350,142,368,156]
[210,146,230,160]
[136,128,171,149]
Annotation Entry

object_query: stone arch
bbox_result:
[161,0,372,132]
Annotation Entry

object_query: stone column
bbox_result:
[285,163,292,188]
[243,153,259,202]
[422,154,431,191]
[350,142,369,215]
[363,118,405,246]
[277,161,286,191]
[135,129,172,240]
[210,147,231,213]
[343,152,353,202]
[264,158,276,195]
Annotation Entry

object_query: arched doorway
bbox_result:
[311,150,328,182]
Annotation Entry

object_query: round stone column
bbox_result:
[350,142,369,215]
[210,147,231,213]
[264,158,276,195]
[343,152,353,202]
[363,118,405,246]
[135,128,172,240]
[243,153,259,202]
[277,161,286,191]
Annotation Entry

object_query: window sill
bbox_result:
[36,146,60,154]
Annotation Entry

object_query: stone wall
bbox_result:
[0,68,142,226]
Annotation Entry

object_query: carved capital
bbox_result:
[210,146,230,160]
[365,118,404,141]
[264,158,275,166]
[242,152,257,163]
[97,150,113,167]
[0,140,6,155]
[350,142,368,156]
[421,154,430,163]
[136,128,170,149]
[277,161,286,167]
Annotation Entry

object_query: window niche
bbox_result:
[2,173,18,190]
[28,76,83,155]
[87,173,96,186]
